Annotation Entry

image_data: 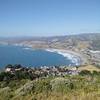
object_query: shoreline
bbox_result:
[0,44,86,66]
[22,46,87,66]
[45,48,86,66]
[23,46,83,66]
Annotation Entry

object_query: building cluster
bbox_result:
[5,64,80,78]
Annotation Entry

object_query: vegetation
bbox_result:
[0,68,100,100]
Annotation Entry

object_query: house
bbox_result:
[5,66,15,72]
[5,67,12,72]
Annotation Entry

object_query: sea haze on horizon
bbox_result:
[0,33,100,39]
[0,44,76,68]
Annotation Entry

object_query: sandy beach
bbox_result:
[45,49,87,66]
[23,46,87,66]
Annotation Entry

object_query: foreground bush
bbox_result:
[0,74,100,100]
[50,77,73,93]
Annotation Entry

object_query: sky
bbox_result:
[0,0,100,37]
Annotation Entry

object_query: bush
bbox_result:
[34,79,51,93]
[92,71,100,76]
[79,70,91,76]
[15,81,34,96]
[0,72,14,81]
[0,87,13,99]
[50,77,73,93]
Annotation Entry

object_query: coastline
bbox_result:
[22,46,83,66]
[45,48,86,66]
[22,45,87,66]
[0,43,86,66]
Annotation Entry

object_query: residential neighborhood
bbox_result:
[5,64,80,79]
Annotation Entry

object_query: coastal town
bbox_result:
[5,64,80,78]
[3,63,99,81]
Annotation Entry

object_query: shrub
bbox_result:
[50,77,73,93]
[15,81,34,96]
[34,79,51,93]
[0,72,14,81]
[79,70,91,76]
[0,87,13,99]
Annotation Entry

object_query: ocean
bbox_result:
[0,44,75,68]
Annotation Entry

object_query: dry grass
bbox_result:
[77,41,90,50]
[78,65,100,72]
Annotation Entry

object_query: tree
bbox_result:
[0,72,14,81]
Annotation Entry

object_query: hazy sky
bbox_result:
[0,0,100,37]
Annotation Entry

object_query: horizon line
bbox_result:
[0,33,100,38]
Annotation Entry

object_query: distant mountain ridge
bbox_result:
[0,33,100,50]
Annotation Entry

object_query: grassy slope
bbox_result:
[78,65,100,72]
[0,65,100,100]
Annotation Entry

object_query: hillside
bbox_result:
[0,33,100,65]
[1,33,100,50]
[0,64,100,100]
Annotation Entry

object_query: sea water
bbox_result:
[0,44,76,68]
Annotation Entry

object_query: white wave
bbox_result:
[90,50,100,53]
[22,47,29,50]
[23,47,34,51]
[45,49,81,66]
